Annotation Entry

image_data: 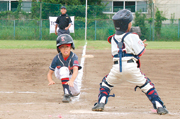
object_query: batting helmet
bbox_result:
[112,9,133,32]
[56,34,75,53]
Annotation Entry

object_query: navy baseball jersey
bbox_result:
[49,51,81,75]
[55,14,72,29]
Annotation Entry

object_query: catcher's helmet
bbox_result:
[56,34,75,53]
[112,9,133,32]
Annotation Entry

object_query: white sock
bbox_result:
[100,96,106,103]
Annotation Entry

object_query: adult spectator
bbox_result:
[55,6,72,36]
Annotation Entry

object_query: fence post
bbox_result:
[13,20,15,39]
[95,20,96,40]
[152,2,155,41]
[39,20,42,40]
[178,19,180,39]
[39,2,42,40]
[150,24,151,40]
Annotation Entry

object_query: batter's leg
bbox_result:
[58,67,72,103]
[69,77,80,96]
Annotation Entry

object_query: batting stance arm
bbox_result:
[47,70,55,85]
[65,66,78,87]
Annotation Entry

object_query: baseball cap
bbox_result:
[61,6,66,9]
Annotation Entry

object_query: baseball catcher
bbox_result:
[92,9,168,115]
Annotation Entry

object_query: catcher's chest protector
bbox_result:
[113,32,139,72]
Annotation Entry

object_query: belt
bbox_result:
[114,59,134,64]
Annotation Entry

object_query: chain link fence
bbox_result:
[0,2,179,41]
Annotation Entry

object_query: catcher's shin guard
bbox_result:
[98,75,115,104]
[135,78,167,111]
[146,88,165,109]
[61,78,72,95]
[146,88,168,114]
[92,75,115,111]
[98,86,110,104]
[92,86,110,111]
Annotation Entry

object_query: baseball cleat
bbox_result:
[92,103,105,111]
[157,107,168,115]
[62,94,71,103]
[70,92,80,97]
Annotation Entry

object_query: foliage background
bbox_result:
[0,1,180,41]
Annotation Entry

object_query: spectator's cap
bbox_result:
[61,6,66,9]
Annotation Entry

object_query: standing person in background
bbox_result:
[55,6,72,36]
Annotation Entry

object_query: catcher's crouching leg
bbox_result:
[135,78,168,115]
[92,75,114,111]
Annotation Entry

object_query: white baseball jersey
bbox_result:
[111,33,145,61]
[104,33,153,92]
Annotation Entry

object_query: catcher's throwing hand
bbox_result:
[65,80,74,87]
[143,39,148,47]
[48,80,55,85]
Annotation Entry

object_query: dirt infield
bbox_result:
[0,49,180,119]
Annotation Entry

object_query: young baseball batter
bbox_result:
[47,34,81,103]
[92,9,168,115]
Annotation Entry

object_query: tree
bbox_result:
[31,0,40,19]
[170,13,176,24]
[134,11,148,40]
[154,8,166,37]
[42,0,81,5]
[0,0,29,20]
[41,0,103,5]
[148,0,153,18]
[79,0,102,5]
[30,0,106,19]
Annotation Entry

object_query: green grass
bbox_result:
[0,40,85,49]
[0,40,180,50]
[87,41,180,50]
[86,41,111,50]
[145,41,180,49]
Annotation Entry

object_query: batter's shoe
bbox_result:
[157,107,168,115]
[62,94,71,103]
[70,92,80,97]
[92,103,105,111]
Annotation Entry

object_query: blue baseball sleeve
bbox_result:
[71,54,82,70]
[49,55,59,71]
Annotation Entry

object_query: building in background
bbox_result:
[102,0,148,13]
[0,0,32,12]
[0,0,179,19]
[154,0,180,19]
[102,0,180,19]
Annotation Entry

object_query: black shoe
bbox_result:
[157,107,168,115]
[62,94,71,103]
[92,103,105,111]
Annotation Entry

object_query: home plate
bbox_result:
[70,110,129,115]
[70,110,100,114]
[82,55,94,58]
[70,110,110,114]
